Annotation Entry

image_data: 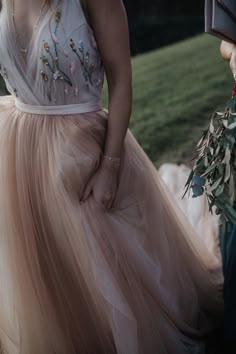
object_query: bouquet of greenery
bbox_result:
[184,85,236,231]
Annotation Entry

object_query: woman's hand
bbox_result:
[220,40,236,79]
[80,159,121,210]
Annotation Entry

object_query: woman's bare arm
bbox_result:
[220,40,235,60]
[221,40,236,77]
[80,0,132,208]
[85,0,132,159]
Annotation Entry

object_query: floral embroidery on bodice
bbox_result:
[0,0,104,106]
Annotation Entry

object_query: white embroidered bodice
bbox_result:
[0,0,104,106]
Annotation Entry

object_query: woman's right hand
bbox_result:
[80,158,121,210]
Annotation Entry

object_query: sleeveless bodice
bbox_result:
[0,0,104,106]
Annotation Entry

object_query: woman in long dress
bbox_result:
[0,0,223,353]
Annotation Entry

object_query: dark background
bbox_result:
[123,0,205,55]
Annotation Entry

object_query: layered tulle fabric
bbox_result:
[0,95,223,354]
[159,163,222,261]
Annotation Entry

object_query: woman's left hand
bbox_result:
[80,159,121,210]
[220,41,236,79]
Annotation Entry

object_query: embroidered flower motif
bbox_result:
[40,41,73,87]
[69,38,95,86]
[70,40,76,50]
[69,61,76,74]
[53,70,61,80]
[43,42,50,52]
[0,64,18,97]
[55,9,62,24]
[38,6,104,101]
[39,8,74,91]
[78,40,84,52]
[52,33,59,44]
[40,55,49,66]
[40,70,49,81]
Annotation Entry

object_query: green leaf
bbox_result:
[224,163,231,183]
[215,183,224,197]
[222,119,228,128]
[228,121,236,130]
[204,154,208,167]
[209,176,223,193]
[215,144,221,155]
[184,169,194,188]
[202,163,218,176]
[209,121,215,134]
[209,147,214,156]
[222,147,231,164]
[217,164,224,176]
[196,134,207,148]
[229,174,235,204]
[216,112,225,117]
[197,156,205,169]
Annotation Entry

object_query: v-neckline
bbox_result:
[9,0,51,65]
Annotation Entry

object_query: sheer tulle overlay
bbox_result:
[0,96,223,354]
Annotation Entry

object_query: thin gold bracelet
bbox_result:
[102,154,121,163]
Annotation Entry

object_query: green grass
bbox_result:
[103,33,233,166]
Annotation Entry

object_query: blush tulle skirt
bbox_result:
[0,96,223,354]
